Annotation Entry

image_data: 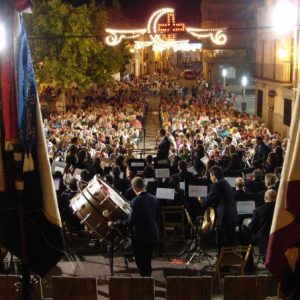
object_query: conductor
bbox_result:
[109,177,159,276]
[156,128,171,160]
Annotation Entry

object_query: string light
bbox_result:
[186,27,228,45]
[104,8,228,49]
[105,28,146,46]
[0,23,6,51]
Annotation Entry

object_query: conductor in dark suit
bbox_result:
[201,165,239,253]
[156,128,171,160]
[110,177,159,276]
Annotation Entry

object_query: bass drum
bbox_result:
[70,176,131,248]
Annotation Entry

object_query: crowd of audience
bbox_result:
[47,73,287,262]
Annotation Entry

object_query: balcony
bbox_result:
[251,62,292,84]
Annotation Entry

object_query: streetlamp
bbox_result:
[0,23,6,51]
[241,75,248,112]
[222,68,227,95]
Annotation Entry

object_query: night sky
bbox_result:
[67,0,201,25]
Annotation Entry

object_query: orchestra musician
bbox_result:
[200,165,238,253]
[109,177,159,276]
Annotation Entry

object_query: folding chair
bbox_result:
[214,244,252,289]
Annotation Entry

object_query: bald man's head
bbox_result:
[265,189,277,203]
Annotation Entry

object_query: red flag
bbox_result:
[265,82,300,297]
[11,0,32,12]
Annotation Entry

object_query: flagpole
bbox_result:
[14,150,31,300]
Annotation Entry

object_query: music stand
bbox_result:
[184,210,214,269]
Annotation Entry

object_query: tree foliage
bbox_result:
[24,0,131,88]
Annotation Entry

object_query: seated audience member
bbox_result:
[245,169,265,193]
[248,189,277,258]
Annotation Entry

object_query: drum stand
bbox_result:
[185,222,214,269]
[107,231,116,276]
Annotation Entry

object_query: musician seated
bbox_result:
[159,175,185,207]
[245,169,266,194]
[248,189,276,259]
[176,160,194,182]
[112,165,130,196]
[60,178,84,233]
[144,155,155,178]
[234,177,258,202]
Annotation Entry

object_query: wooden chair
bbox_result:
[161,206,186,242]
[214,244,252,288]
[52,276,97,300]
[224,275,270,300]
[109,277,155,300]
[166,276,212,300]
[0,275,42,300]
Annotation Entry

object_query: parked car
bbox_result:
[183,70,196,80]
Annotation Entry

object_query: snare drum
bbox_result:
[70,176,131,247]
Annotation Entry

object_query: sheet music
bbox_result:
[52,161,66,174]
[54,166,65,175]
[155,168,170,178]
[200,156,209,166]
[73,168,83,180]
[54,179,60,191]
[156,188,175,200]
[237,201,255,215]
[144,178,155,186]
[187,166,198,175]
[131,162,145,167]
[180,181,185,191]
[188,185,208,197]
[225,177,236,188]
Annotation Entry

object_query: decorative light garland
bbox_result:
[186,27,227,45]
[104,8,228,50]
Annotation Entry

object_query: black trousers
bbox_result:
[216,224,235,254]
[132,239,155,277]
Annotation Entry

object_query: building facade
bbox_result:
[253,0,298,136]
[201,0,256,86]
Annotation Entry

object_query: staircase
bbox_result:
[144,96,161,151]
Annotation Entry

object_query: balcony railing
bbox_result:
[251,62,292,84]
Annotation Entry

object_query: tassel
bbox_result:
[28,152,34,171]
[5,141,14,151]
[23,152,30,172]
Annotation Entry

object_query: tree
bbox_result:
[24,0,131,88]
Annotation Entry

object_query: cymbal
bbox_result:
[201,207,215,235]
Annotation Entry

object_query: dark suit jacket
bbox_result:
[118,191,159,243]
[249,202,275,255]
[234,189,257,202]
[157,136,171,159]
[113,176,130,196]
[245,179,266,194]
[203,179,238,227]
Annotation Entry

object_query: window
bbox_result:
[284,98,292,126]
[257,90,263,117]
